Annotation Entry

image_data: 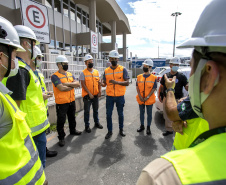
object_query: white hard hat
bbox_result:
[169,57,181,64]
[56,55,69,63]
[35,46,43,57]
[177,0,226,55]
[84,54,93,61]
[0,16,25,52]
[109,50,119,58]
[14,25,40,45]
[142,59,153,67]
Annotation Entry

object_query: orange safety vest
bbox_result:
[82,68,100,97]
[105,65,126,97]
[52,71,75,104]
[136,74,157,105]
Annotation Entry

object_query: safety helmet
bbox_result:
[177,0,226,55]
[0,16,25,51]
[56,55,69,63]
[142,59,153,67]
[84,54,93,61]
[109,50,119,58]
[14,25,40,45]
[35,46,43,57]
[169,57,180,64]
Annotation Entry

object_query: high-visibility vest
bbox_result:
[136,74,157,105]
[37,69,48,110]
[162,133,226,185]
[82,68,99,97]
[0,92,45,185]
[52,71,75,104]
[172,118,209,151]
[2,60,49,137]
[105,65,126,97]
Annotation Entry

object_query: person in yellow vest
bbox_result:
[3,25,50,169]
[79,54,103,133]
[0,16,47,185]
[99,50,130,139]
[34,46,58,157]
[136,59,157,135]
[137,1,226,184]
[51,55,81,147]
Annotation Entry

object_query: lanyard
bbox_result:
[189,126,226,148]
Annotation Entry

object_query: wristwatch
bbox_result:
[166,88,175,94]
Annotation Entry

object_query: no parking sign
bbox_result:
[20,0,50,44]
[91,31,98,54]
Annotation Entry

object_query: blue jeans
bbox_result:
[33,131,47,168]
[106,96,125,132]
[139,104,153,126]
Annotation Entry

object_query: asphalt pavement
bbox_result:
[45,79,174,185]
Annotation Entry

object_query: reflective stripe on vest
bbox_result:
[105,65,126,97]
[37,69,48,109]
[172,118,209,151]
[0,93,45,185]
[136,74,157,105]
[52,71,75,104]
[162,133,226,185]
[82,68,100,97]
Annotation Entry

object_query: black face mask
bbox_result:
[62,64,68,71]
[88,63,93,68]
[111,60,117,66]
[143,67,149,72]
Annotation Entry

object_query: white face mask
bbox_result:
[188,59,219,118]
[27,41,37,60]
[172,66,179,72]
[33,59,42,68]
[1,53,19,77]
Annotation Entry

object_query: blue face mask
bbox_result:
[172,66,179,72]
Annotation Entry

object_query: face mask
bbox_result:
[172,66,179,72]
[88,63,93,68]
[62,64,68,71]
[27,41,37,60]
[111,60,117,66]
[143,67,149,72]
[1,53,19,77]
[36,60,42,68]
[188,59,219,118]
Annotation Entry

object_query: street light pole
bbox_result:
[171,12,182,57]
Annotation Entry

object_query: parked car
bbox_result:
[155,67,191,113]
[151,67,170,76]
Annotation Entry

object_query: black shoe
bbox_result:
[58,140,65,147]
[46,148,58,157]
[95,123,103,129]
[119,129,126,137]
[162,131,173,136]
[105,132,113,139]
[85,126,91,133]
[146,126,151,135]
[137,125,145,132]
[70,130,82,135]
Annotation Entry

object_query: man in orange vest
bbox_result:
[79,54,103,133]
[51,55,81,147]
[99,50,130,139]
[136,59,157,135]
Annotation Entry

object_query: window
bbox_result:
[77,7,82,23]
[45,0,52,8]
[63,1,69,17]
[54,0,61,13]
[70,2,76,21]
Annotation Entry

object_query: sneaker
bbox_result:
[162,131,173,136]
[105,132,113,139]
[46,148,58,157]
[95,123,103,129]
[85,126,91,133]
[70,130,82,135]
[58,140,65,147]
[137,125,145,132]
[119,129,126,137]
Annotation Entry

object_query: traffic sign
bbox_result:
[90,31,98,54]
[20,0,50,44]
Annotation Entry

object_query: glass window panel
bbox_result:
[63,3,69,17]
[54,0,61,13]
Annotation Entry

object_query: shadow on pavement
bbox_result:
[158,134,174,151]
[154,111,165,132]
[89,135,125,168]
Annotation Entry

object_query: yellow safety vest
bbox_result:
[3,60,49,136]
[162,133,226,185]
[0,92,45,185]
[37,69,48,110]
[105,65,126,97]
[172,118,209,150]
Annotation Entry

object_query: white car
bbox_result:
[155,67,191,113]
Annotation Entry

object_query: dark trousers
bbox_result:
[106,95,125,132]
[139,104,153,126]
[83,95,99,126]
[56,101,76,140]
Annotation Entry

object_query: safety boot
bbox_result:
[146,126,151,135]
[137,125,145,132]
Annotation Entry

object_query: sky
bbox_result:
[103,0,212,59]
